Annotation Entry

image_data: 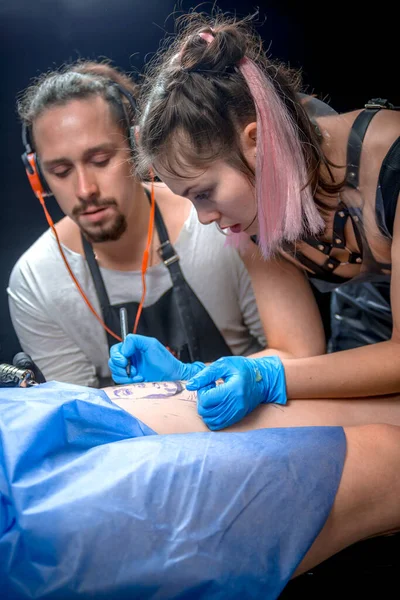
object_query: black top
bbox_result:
[292,100,399,284]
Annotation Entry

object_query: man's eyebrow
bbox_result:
[42,156,70,168]
[82,143,115,159]
[42,144,115,168]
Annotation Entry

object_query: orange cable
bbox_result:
[37,175,156,342]
[133,175,156,333]
[37,192,123,341]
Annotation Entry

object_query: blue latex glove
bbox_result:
[186,355,287,430]
[109,334,206,384]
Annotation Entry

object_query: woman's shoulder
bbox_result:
[361,107,400,171]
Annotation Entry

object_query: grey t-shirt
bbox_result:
[8,207,266,387]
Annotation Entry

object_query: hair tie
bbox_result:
[199,31,214,44]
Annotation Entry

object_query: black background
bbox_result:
[0,0,396,362]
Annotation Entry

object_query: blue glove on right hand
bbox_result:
[109,334,206,384]
[186,355,287,430]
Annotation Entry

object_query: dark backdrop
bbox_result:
[0,0,397,362]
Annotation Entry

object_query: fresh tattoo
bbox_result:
[106,381,197,403]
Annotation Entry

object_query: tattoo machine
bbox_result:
[119,307,131,377]
[0,363,38,388]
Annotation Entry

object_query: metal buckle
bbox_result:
[164,254,179,266]
[157,240,179,266]
[365,98,392,110]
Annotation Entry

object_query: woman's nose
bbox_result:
[195,206,221,226]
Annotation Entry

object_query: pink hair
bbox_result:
[197,32,323,258]
[237,57,323,258]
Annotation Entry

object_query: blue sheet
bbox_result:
[0,381,346,599]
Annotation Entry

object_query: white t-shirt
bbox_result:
[8,207,266,387]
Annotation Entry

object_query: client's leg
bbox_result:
[295,423,400,575]
[103,382,400,434]
[104,384,400,576]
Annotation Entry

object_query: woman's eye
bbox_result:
[194,191,210,202]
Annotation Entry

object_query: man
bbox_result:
[8,61,266,387]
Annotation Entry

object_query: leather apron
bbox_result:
[82,193,234,371]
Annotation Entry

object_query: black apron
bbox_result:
[82,195,233,368]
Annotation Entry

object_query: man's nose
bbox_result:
[75,168,99,201]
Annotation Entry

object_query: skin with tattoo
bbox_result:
[102,381,400,577]
[103,381,400,434]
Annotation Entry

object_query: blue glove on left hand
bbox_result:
[109,334,206,384]
[186,355,287,431]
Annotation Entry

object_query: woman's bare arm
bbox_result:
[241,249,326,359]
[283,199,400,398]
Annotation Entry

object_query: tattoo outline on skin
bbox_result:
[109,380,197,402]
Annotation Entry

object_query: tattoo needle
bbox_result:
[119,307,131,377]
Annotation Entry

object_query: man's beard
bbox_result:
[80,213,127,243]
[72,198,128,243]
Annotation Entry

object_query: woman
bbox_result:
[109,13,400,431]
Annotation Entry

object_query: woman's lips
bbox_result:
[229,224,242,234]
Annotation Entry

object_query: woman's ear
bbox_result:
[242,121,257,147]
[241,121,257,167]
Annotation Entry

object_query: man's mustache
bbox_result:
[72,198,118,218]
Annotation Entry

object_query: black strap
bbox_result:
[147,190,200,361]
[81,234,111,310]
[378,136,400,237]
[81,193,180,308]
[82,191,201,361]
[297,204,363,280]
[346,98,400,242]
[294,251,344,282]
[346,98,400,190]
[346,108,381,189]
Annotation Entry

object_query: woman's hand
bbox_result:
[186,355,287,430]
